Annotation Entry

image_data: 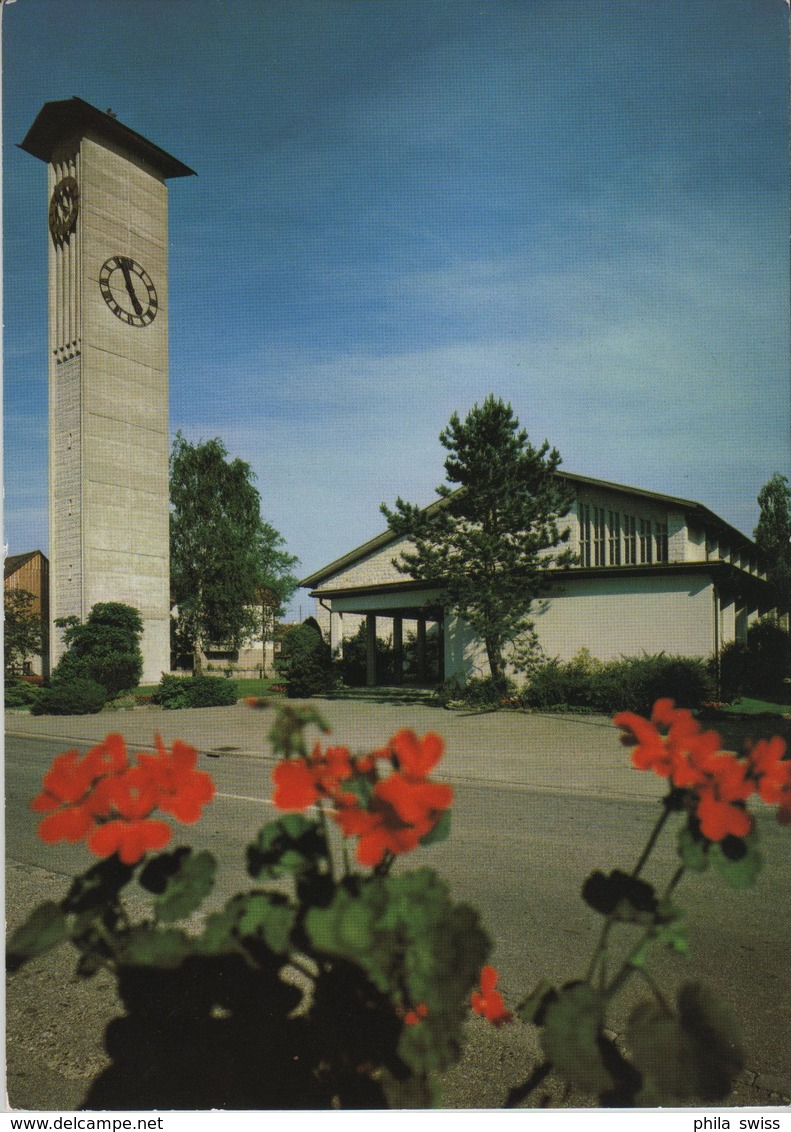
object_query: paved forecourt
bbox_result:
[5,694,662,803]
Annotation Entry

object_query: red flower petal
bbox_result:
[471,967,512,1026]
[390,730,444,778]
[272,759,318,810]
[84,734,128,780]
[374,773,453,826]
[696,793,753,842]
[88,818,172,864]
[38,805,94,844]
[108,766,159,820]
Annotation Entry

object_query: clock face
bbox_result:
[99,256,158,327]
[49,176,79,242]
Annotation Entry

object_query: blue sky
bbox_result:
[3,0,789,615]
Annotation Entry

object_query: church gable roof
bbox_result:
[300,471,760,590]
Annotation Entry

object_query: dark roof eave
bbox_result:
[20,98,196,179]
[309,559,774,602]
[300,471,765,589]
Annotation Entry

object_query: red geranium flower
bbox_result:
[749,737,790,800]
[311,743,354,795]
[137,737,215,823]
[389,729,445,778]
[403,1003,429,1026]
[88,817,172,865]
[334,799,425,867]
[31,734,215,863]
[471,966,512,1026]
[614,700,721,782]
[374,772,453,829]
[32,749,96,810]
[37,804,95,845]
[272,757,319,810]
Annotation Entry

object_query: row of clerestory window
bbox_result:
[578,503,669,568]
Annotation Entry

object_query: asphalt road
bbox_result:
[5,701,791,1110]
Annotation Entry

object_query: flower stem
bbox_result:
[504,1061,552,1108]
[636,966,673,1015]
[663,864,685,900]
[316,801,336,881]
[632,803,671,878]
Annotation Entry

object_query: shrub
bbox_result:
[523,651,715,716]
[458,675,516,708]
[523,651,601,712]
[5,680,42,710]
[434,674,516,709]
[718,620,791,701]
[53,603,143,697]
[153,674,238,710]
[32,677,107,716]
[276,623,335,698]
[600,654,714,715]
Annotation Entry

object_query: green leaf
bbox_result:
[677,826,710,872]
[62,857,135,912]
[194,902,242,956]
[138,847,191,894]
[119,926,192,968]
[419,809,451,847]
[516,978,557,1025]
[627,982,744,1104]
[582,870,658,920]
[153,850,217,922]
[236,892,296,954]
[710,834,763,889]
[629,904,688,969]
[246,815,327,880]
[540,983,613,1096]
[7,902,70,971]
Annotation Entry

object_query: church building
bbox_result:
[301,472,775,687]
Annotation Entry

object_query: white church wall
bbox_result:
[443,572,717,684]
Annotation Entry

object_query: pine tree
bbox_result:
[381,396,575,682]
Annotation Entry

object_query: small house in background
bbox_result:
[4,550,50,679]
[301,473,778,688]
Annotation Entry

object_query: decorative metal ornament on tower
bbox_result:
[20,98,195,683]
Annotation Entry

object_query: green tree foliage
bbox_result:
[275,622,335,697]
[169,434,299,672]
[52,603,143,697]
[4,587,42,679]
[754,472,791,612]
[381,396,575,682]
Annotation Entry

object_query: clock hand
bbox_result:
[118,257,143,317]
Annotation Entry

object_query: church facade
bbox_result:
[301,472,775,686]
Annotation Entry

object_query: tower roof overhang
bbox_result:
[20,98,196,179]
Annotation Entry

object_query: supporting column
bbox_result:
[436,615,445,682]
[329,608,343,660]
[366,613,377,687]
[392,616,403,685]
[416,617,427,683]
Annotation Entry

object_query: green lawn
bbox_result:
[718,696,791,716]
[132,676,283,699]
[697,697,790,750]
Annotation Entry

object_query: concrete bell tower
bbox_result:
[20,98,195,684]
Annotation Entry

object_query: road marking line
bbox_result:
[215,791,274,805]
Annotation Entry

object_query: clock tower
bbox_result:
[21,99,195,683]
